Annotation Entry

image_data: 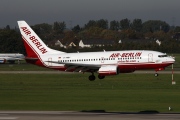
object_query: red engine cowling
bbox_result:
[98,65,119,76]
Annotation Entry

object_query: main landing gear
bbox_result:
[89,74,96,81]
[88,73,105,81]
[98,75,105,79]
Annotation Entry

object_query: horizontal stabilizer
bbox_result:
[25,57,39,61]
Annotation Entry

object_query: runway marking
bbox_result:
[0,117,18,120]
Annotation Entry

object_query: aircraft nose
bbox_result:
[170,56,175,63]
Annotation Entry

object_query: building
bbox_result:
[55,40,66,48]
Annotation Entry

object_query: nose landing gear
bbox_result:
[154,68,164,77]
[154,73,159,77]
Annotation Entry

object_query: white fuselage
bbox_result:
[38,50,174,73]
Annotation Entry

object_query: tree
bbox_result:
[62,31,77,48]
[131,19,142,32]
[153,31,170,41]
[84,19,108,29]
[96,19,108,29]
[120,18,130,30]
[32,23,52,34]
[72,25,81,33]
[100,29,118,40]
[142,20,170,33]
[87,27,104,39]
[5,25,10,30]
[174,26,180,32]
[84,20,96,29]
[119,29,137,39]
[0,29,25,54]
[110,20,119,31]
[53,21,66,33]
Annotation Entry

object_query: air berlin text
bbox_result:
[21,27,47,54]
[110,52,142,58]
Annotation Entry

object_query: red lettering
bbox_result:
[125,53,129,57]
[37,44,42,49]
[138,52,142,57]
[115,53,120,57]
[40,47,47,54]
[110,53,120,58]
[129,53,134,57]
[110,52,142,58]
[32,39,38,43]
[21,27,31,35]
[110,53,114,58]
[21,27,27,31]
[35,42,41,46]
[21,27,48,54]
[121,53,125,57]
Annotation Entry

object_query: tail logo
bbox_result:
[21,27,47,54]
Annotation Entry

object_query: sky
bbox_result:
[0,0,180,28]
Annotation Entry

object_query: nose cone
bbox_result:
[21,54,25,58]
[169,56,175,63]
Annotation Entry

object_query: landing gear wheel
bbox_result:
[89,75,96,81]
[98,75,105,79]
[154,73,159,77]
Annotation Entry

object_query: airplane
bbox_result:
[0,53,25,64]
[17,20,175,81]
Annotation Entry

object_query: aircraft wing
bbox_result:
[4,57,24,60]
[0,57,24,61]
[46,60,101,72]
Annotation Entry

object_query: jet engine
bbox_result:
[98,65,119,76]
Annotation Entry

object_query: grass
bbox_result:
[173,54,180,70]
[0,53,179,112]
[0,73,179,112]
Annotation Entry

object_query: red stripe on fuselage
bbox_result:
[118,62,173,72]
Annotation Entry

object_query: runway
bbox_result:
[0,111,180,120]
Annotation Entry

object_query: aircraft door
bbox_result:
[48,58,52,66]
[148,53,153,62]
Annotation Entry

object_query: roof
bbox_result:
[122,39,155,43]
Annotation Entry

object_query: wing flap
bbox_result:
[46,60,100,72]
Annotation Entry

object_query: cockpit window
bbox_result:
[158,55,167,57]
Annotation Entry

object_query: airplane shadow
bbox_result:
[81,110,160,114]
